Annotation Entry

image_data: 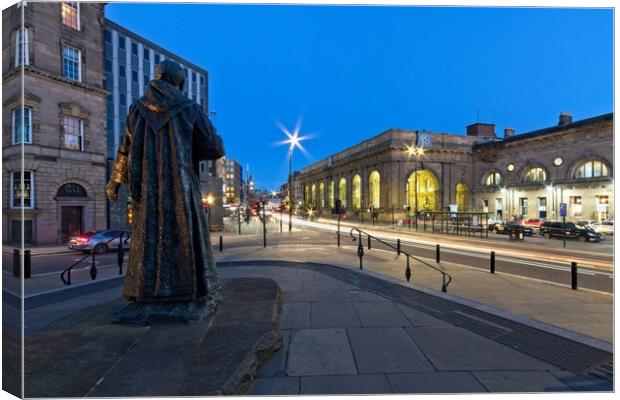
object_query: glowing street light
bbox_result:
[277,120,311,232]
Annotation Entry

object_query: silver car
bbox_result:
[68,229,131,253]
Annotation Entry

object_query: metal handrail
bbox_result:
[60,231,129,285]
[349,227,452,293]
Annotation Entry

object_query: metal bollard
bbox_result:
[405,257,411,282]
[490,251,495,274]
[571,262,578,290]
[357,231,364,270]
[90,252,97,280]
[219,235,223,252]
[117,234,124,275]
[397,239,401,255]
[13,249,20,277]
[436,244,440,263]
[24,249,31,279]
[367,235,371,250]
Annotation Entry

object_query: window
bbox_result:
[104,59,112,73]
[132,70,138,83]
[131,42,138,56]
[119,94,126,107]
[63,45,81,81]
[144,74,150,86]
[15,27,29,66]
[13,107,32,144]
[338,178,347,207]
[61,2,79,30]
[570,196,582,218]
[369,171,381,208]
[523,167,546,183]
[483,171,502,186]
[575,160,609,179]
[352,175,361,209]
[104,29,112,43]
[61,116,83,151]
[118,36,125,50]
[143,47,150,60]
[519,197,528,216]
[10,171,34,208]
[154,54,160,65]
[200,75,205,85]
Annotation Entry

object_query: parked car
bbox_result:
[494,221,535,236]
[522,218,545,230]
[594,220,614,235]
[68,230,131,253]
[539,221,602,242]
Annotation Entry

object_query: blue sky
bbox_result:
[106,4,613,191]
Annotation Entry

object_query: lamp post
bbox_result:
[280,125,307,232]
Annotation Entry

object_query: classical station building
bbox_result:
[295,112,613,223]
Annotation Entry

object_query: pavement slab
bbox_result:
[281,303,310,329]
[353,301,410,327]
[387,372,487,393]
[310,302,361,328]
[548,370,613,392]
[396,303,452,327]
[247,377,300,395]
[406,327,555,371]
[347,327,435,374]
[472,370,573,392]
[300,374,393,394]
[286,328,357,376]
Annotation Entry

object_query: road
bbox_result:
[3,214,613,293]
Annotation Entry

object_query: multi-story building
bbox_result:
[103,18,210,229]
[223,158,243,205]
[294,112,613,223]
[2,2,108,244]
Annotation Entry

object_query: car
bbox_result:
[595,220,614,235]
[487,217,504,231]
[68,229,131,253]
[494,221,535,236]
[539,221,602,242]
[522,218,545,230]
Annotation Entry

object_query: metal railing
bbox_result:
[349,227,452,293]
[60,231,129,285]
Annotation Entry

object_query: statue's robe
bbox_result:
[111,79,224,302]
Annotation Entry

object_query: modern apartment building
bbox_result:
[103,18,210,229]
[2,2,108,244]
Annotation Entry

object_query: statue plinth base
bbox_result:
[111,297,221,324]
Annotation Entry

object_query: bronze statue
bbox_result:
[107,60,224,322]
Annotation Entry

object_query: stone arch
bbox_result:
[352,175,362,209]
[481,170,503,186]
[567,155,612,180]
[369,170,380,209]
[319,181,325,208]
[455,182,470,212]
[519,163,549,183]
[338,177,347,208]
[405,169,439,212]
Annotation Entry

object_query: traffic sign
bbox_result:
[560,203,567,217]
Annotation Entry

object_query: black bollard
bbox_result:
[219,235,223,252]
[367,235,371,250]
[357,231,364,270]
[90,251,97,280]
[571,262,578,290]
[397,239,401,255]
[436,244,440,263]
[24,249,31,279]
[490,251,495,274]
[405,257,411,282]
[13,249,20,277]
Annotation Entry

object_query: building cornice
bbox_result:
[2,65,110,97]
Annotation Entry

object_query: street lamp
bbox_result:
[205,194,214,229]
[279,124,309,232]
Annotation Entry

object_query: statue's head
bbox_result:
[155,60,185,91]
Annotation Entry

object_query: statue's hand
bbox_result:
[106,181,120,201]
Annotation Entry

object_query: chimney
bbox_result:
[504,127,515,138]
[558,112,573,126]
[466,123,496,138]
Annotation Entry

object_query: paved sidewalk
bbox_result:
[213,242,613,344]
[219,265,610,394]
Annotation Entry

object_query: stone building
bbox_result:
[103,18,210,230]
[2,2,108,245]
[295,112,613,223]
[222,158,243,205]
